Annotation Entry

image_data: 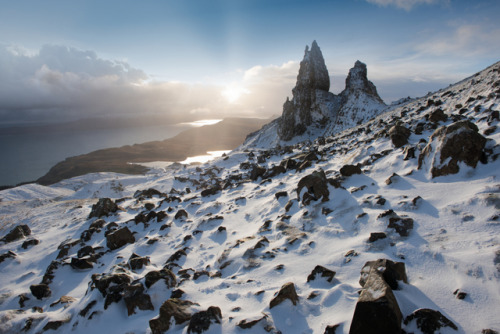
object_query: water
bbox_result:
[0,124,190,186]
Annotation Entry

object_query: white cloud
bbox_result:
[366,0,447,11]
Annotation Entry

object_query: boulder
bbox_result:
[88,198,118,218]
[149,299,194,334]
[368,232,386,243]
[21,238,39,249]
[403,308,457,334]
[388,217,414,237]
[297,169,330,204]
[175,209,188,220]
[129,253,150,270]
[201,185,221,197]
[123,283,154,316]
[340,164,362,177]
[270,282,299,308]
[71,257,94,270]
[359,259,408,290]
[1,224,31,243]
[30,284,51,300]
[418,121,487,178]
[307,265,336,283]
[187,306,222,334]
[106,227,135,250]
[388,125,411,148]
[145,269,177,289]
[250,165,267,181]
[0,250,16,263]
[428,108,448,123]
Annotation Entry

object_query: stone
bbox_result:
[0,250,16,263]
[129,253,150,270]
[270,282,299,308]
[388,125,411,148]
[30,284,51,300]
[43,320,68,331]
[92,272,132,297]
[368,232,386,243]
[403,146,416,160]
[123,283,154,316]
[77,245,94,258]
[388,217,414,237]
[237,315,267,329]
[297,169,330,204]
[145,269,177,289]
[175,209,188,220]
[359,259,408,290]
[106,227,135,250]
[429,108,448,123]
[21,238,39,249]
[134,188,164,199]
[403,308,458,334]
[18,293,30,308]
[324,324,340,334]
[71,257,94,270]
[149,299,194,334]
[187,306,222,334]
[275,191,288,200]
[166,249,187,264]
[340,164,362,177]
[50,295,76,307]
[201,185,221,197]
[250,165,267,181]
[88,198,118,218]
[307,265,336,283]
[1,224,31,243]
[418,120,487,178]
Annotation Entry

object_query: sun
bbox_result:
[221,84,249,103]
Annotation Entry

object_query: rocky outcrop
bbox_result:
[187,306,222,334]
[106,227,135,250]
[418,120,487,177]
[270,282,299,308]
[403,308,457,334]
[297,169,330,204]
[1,224,31,243]
[88,198,119,219]
[149,299,194,334]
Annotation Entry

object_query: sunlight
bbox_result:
[221,84,250,103]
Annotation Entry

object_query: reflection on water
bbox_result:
[182,119,222,127]
[133,150,231,170]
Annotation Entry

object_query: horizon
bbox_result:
[0,0,499,126]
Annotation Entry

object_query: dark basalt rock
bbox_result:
[92,272,132,297]
[324,324,340,334]
[21,238,39,249]
[149,299,194,334]
[368,232,387,243]
[275,191,288,200]
[1,224,31,243]
[123,283,154,316]
[403,308,458,334]
[340,164,362,177]
[297,169,330,204]
[134,188,164,199]
[201,185,221,197]
[30,284,51,300]
[71,257,94,270]
[419,120,487,178]
[270,282,299,308]
[388,125,411,148]
[77,245,94,258]
[187,306,222,334]
[88,198,118,218]
[129,253,150,270]
[145,269,177,289]
[106,227,135,250]
[175,209,188,220]
[307,265,336,283]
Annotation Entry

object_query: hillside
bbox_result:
[0,54,499,334]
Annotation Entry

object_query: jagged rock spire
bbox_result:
[343,60,384,104]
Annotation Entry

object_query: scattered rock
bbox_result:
[403,308,458,334]
[297,169,330,204]
[388,217,414,237]
[0,250,16,263]
[385,173,400,185]
[275,191,288,200]
[88,198,119,218]
[187,306,222,334]
[71,257,94,270]
[388,125,411,148]
[368,232,387,243]
[324,324,340,334]
[50,295,76,307]
[237,315,267,329]
[43,319,68,331]
[30,284,51,300]
[307,265,336,283]
[145,269,177,288]
[1,224,31,243]
[106,227,135,250]
[123,283,154,316]
[18,293,30,308]
[129,253,150,270]
[339,164,362,176]
[403,146,416,160]
[79,300,97,317]
[270,282,299,308]
[149,299,194,334]
[429,108,448,123]
[201,185,221,197]
[21,238,39,249]
[175,209,188,220]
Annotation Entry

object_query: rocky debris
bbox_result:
[201,185,221,197]
[388,217,414,237]
[106,227,135,250]
[149,299,194,334]
[175,209,188,220]
[50,295,76,308]
[324,324,340,333]
[43,319,69,331]
[270,282,299,308]
[265,165,286,178]
[307,265,336,283]
[70,257,94,270]
[21,238,39,249]
[403,146,416,160]
[18,293,30,308]
[368,232,386,242]
[88,198,119,218]
[350,259,407,334]
[278,41,333,140]
[166,249,187,265]
[30,284,51,300]
[0,250,16,263]
[385,173,400,185]
[187,306,222,334]
[237,314,268,329]
[77,245,94,258]
[339,164,362,177]
[123,283,154,316]
[275,191,288,200]
[1,224,31,243]
[403,308,457,334]
[297,169,330,204]
[453,289,467,300]
[42,260,60,285]
[482,330,499,334]
[388,124,411,148]
[129,253,150,270]
[250,165,267,181]
[419,120,487,177]
[134,188,163,199]
[79,300,97,317]
[145,268,177,288]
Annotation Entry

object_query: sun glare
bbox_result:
[221,84,249,103]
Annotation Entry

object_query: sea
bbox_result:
[0,123,192,186]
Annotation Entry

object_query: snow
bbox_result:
[0,62,499,333]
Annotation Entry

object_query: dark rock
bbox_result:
[270,282,299,308]
[92,272,132,297]
[403,308,457,334]
[201,185,221,197]
[42,260,60,285]
[79,300,97,317]
[21,238,39,249]
[403,146,416,160]
[88,198,118,218]
[123,283,154,316]
[266,165,286,178]
[171,289,184,299]
[187,306,222,334]
[77,245,94,258]
[297,169,330,204]
[145,269,177,288]
[388,217,414,237]
[129,253,150,270]
[106,227,135,250]
[0,250,16,263]
[71,257,94,270]
[429,108,448,123]
[145,202,155,211]
[388,125,411,148]
[30,284,51,300]
[49,295,76,307]
[1,224,31,243]
[359,259,408,290]
[419,120,487,177]
[175,209,188,220]
[149,299,194,334]
[166,249,187,264]
[307,265,336,283]
[482,330,499,334]
[134,188,164,199]
[340,164,362,177]
[89,219,105,229]
[275,191,288,200]
[43,320,67,331]
[250,165,267,181]
[280,158,298,170]
[18,293,30,308]
[385,173,400,185]
[368,232,386,243]
[324,324,340,334]
[237,315,267,329]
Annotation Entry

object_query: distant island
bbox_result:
[36,117,270,185]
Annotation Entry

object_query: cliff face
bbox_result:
[277,42,386,142]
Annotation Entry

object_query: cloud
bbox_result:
[365,0,447,11]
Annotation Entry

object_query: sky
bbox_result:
[0,0,499,126]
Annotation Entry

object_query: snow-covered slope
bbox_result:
[0,61,499,334]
